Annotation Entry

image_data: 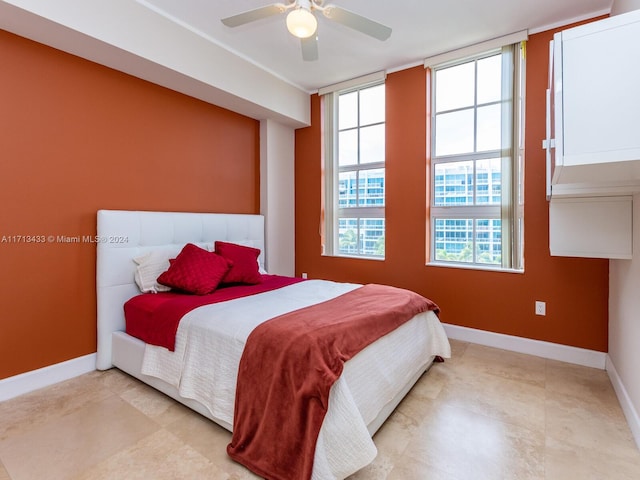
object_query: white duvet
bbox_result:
[140,279,450,479]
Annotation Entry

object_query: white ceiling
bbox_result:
[0,0,616,126]
[138,0,613,92]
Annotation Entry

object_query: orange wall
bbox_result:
[0,30,260,379]
[295,26,609,352]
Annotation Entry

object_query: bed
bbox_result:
[95,209,450,479]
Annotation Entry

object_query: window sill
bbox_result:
[427,261,523,274]
[323,254,385,261]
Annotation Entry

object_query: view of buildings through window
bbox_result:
[430,44,523,268]
[433,160,503,264]
[325,45,522,266]
[336,83,385,257]
[336,160,504,261]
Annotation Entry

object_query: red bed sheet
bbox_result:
[124,274,305,351]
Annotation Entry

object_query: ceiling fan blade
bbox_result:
[221,4,287,28]
[322,6,392,41]
[301,35,319,61]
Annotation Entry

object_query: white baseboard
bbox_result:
[443,323,607,369]
[2,332,636,451]
[606,355,640,451]
[0,325,610,400]
[0,353,96,402]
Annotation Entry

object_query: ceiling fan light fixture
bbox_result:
[286,7,318,38]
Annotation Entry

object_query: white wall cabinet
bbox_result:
[548,9,640,191]
[544,10,639,259]
[549,196,632,259]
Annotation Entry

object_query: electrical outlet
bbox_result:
[301,272,308,279]
[535,301,546,316]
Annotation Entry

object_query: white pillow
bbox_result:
[133,249,177,293]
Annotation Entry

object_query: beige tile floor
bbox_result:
[1,340,639,479]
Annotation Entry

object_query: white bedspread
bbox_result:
[140,280,450,479]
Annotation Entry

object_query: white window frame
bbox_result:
[428,42,525,271]
[321,75,386,259]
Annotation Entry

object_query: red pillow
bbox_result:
[157,243,231,295]
[215,241,262,285]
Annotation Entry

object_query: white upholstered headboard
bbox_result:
[96,210,265,370]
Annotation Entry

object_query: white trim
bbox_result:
[528,9,611,35]
[318,71,386,96]
[443,323,606,369]
[0,354,96,402]
[423,30,528,68]
[386,60,425,75]
[606,355,640,450]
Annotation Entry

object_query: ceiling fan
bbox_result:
[221,0,392,61]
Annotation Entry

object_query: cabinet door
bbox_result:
[560,12,640,167]
[549,196,632,259]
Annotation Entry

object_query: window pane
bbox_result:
[359,84,385,125]
[339,91,358,129]
[433,161,474,206]
[360,124,385,164]
[338,218,359,255]
[475,219,501,265]
[338,129,357,166]
[477,104,501,152]
[358,168,385,207]
[476,158,501,205]
[360,218,385,256]
[477,54,502,104]
[338,171,357,208]
[435,109,474,156]
[434,219,473,263]
[435,62,475,112]
[338,217,385,256]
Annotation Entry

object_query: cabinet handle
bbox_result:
[544,88,553,200]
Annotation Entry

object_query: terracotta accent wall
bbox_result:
[0,31,260,379]
[295,26,609,352]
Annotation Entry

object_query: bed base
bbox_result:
[111,331,434,436]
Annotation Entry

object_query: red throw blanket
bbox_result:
[227,283,439,480]
[124,275,304,350]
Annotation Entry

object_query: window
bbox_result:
[322,78,385,258]
[429,43,524,270]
